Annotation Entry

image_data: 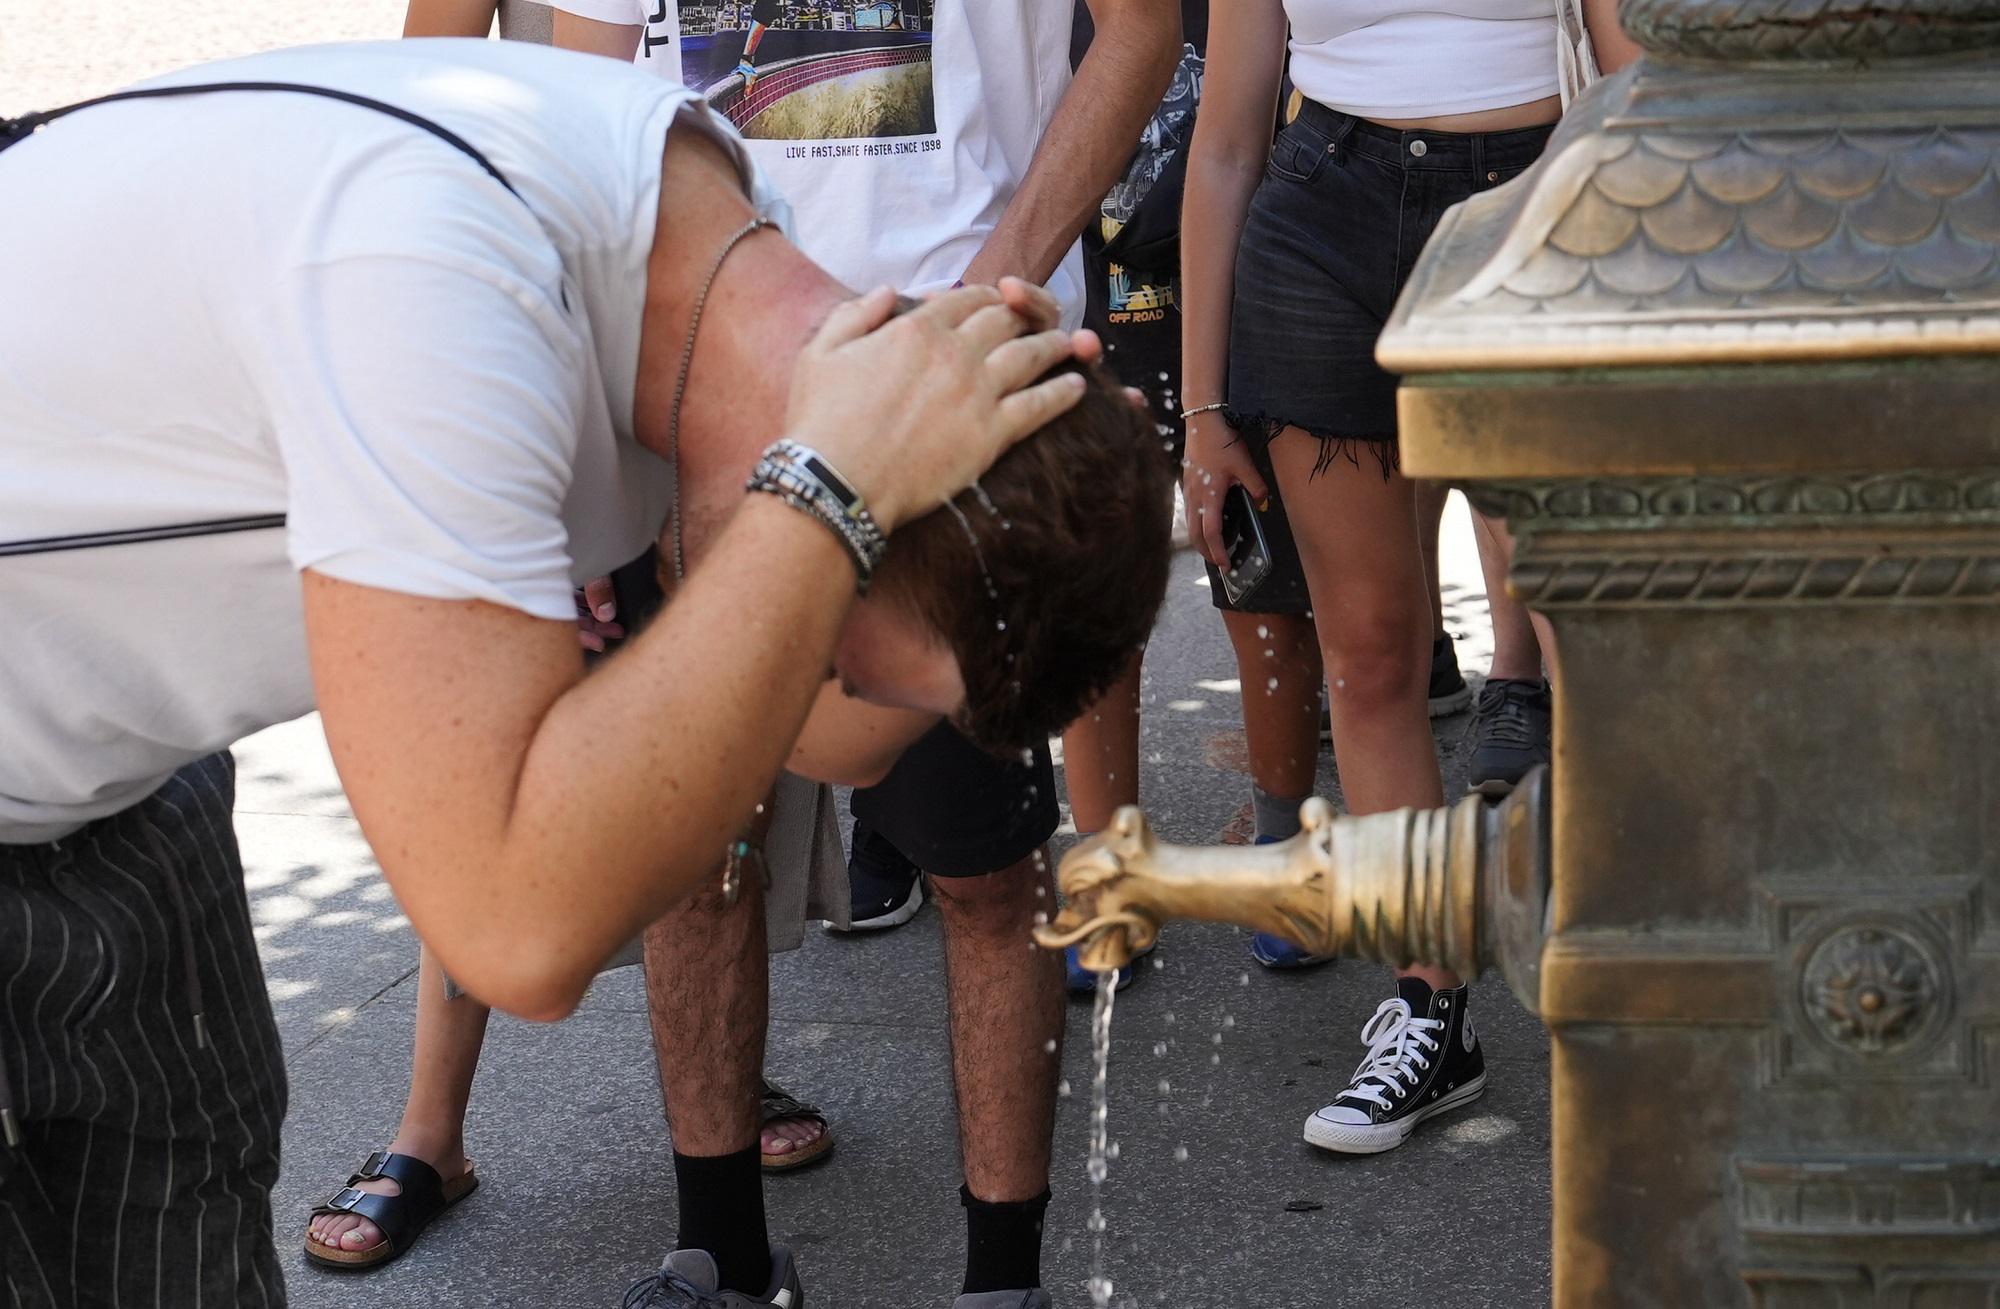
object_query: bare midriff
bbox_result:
[1366,93,1562,134]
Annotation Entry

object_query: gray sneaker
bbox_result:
[952,1293,1052,1309]
[623,1247,804,1308]
[1467,678,1551,797]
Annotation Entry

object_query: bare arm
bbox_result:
[307,498,853,1022]
[403,0,498,37]
[958,0,1179,287]
[1584,0,1645,73]
[552,8,644,60]
[309,286,1087,1021]
[1177,0,1288,561]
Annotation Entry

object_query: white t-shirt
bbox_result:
[552,0,1082,323]
[0,40,791,843]
[1286,0,1560,121]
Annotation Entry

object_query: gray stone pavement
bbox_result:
[6,15,1551,1304]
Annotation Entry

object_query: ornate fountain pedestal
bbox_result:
[1044,4,2000,1302]
[1382,7,2000,1300]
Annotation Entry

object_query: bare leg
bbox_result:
[1473,510,1557,686]
[1267,433,1458,993]
[934,854,1064,1202]
[306,943,485,1255]
[1060,650,1144,835]
[644,874,769,1160]
[1220,608,1321,799]
[1415,480,1450,639]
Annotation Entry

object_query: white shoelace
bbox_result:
[1338,998,1444,1112]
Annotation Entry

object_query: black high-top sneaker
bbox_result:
[1303,977,1487,1154]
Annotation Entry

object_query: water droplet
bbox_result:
[1266,677,1279,691]
[1151,955,1165,970]
[1163,1011,1175,1026]
[1210,1053,1221,1065]
[1044,1038,1058,1053]
[1157,1078,1171,1095]
[1107,1141,1121,1160]
[1212,1032,1224,1045]
[1152,1041,1168,1058]
[1256,625,1269,639]
[1033,911,1049,926]
[1222,1015,1235,1029]
[997,619,1008,632]
[1157,371,1170,382]
[1059,1079,1072,1097]
[1174,1145,1189,1162]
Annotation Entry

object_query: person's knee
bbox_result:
[930,858,1047,922]
[1323,613,1427,713]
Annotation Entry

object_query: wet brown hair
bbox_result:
[874,358,1176,755]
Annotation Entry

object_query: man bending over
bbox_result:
[0,38,1170,1308]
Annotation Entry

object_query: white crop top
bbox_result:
[1286,0,1561,121]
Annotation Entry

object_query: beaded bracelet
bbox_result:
[745,439,889,593]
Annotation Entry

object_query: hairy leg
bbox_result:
[644,873,768,1159]
[934,856,1064,1202]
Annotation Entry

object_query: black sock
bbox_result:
[673,1145,770,1295]
[961,1185,1049,1295]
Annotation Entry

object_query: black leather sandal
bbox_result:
[303,1150,479,1270]
[760,1079,835,1173]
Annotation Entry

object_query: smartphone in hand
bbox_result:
[1218,484,1274,608]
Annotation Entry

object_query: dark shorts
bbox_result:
[1226,101,1553,473]
[849,722,1058,879]
[1082,244,1311,616]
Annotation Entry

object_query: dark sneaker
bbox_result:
[1248,834,1339,969]
[1303,977,1486,1155]
[1428,634,1472,718]
[1467,678,1551,797]
[1064,940,1157,996]
[953,1292,1053,1309]
[831,822,923,932]
[623,1247,803,1308]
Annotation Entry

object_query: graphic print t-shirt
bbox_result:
[553,0,1083,321]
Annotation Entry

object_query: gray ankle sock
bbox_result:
[1252,786,1309,843]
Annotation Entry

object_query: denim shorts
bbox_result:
[1225,101,1553,474]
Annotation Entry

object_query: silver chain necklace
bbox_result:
[665,214,779,584]
[659,213,777,904]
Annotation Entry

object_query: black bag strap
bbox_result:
[1,80,527,559]
[0,80,519,199]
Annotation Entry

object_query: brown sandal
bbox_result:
[303,1150,479,1270]
[760,1079,834,1173]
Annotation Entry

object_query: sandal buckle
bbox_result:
[329,1187,367,1212]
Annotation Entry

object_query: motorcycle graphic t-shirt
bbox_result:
[556,0,1083,321]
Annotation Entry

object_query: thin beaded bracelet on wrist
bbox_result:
[1181,402,1227,419]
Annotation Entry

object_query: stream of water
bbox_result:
[1086,969,1117,1306]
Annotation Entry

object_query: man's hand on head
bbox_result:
[786,281,1091,533]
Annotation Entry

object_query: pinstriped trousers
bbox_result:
[1,754,288,1308]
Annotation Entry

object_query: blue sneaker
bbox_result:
[1248,834,1338,970]
[1065,939,1156,996]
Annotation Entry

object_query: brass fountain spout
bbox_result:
[1034,769,1552,1012]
